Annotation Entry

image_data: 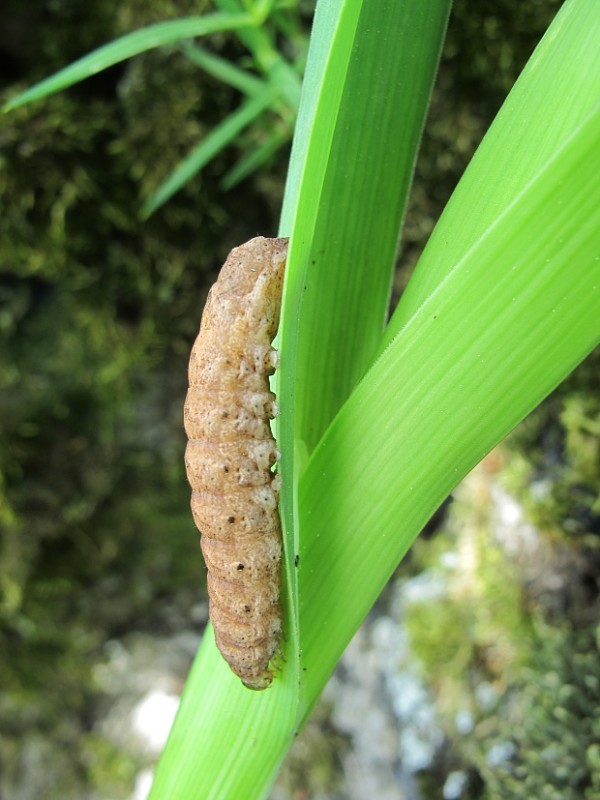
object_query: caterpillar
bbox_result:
[184,236,288,690]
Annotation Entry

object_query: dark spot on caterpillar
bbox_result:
[184,236,288,690]
[294,554,299,567]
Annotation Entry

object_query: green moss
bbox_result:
[505,349,600,544]
[407,518,533,724]
[475,626,600,800]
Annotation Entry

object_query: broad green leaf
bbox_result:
[3,15,254,111]
[278,0,451,455]
[297,104,600,712]
[380,0,600,350]
[149,626,298,800]
[277,0,451,635]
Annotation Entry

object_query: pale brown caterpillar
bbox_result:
[184,236,287,690]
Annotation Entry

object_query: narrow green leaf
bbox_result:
[180,41,266,96]
[221,127,291,189]
[3,14,254,111]
[216,0,303,109]
[142,86,279,216]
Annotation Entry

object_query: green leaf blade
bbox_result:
[221,127,291,189]
[276,0,451,721]
[278,0,452,456]
[148,627,298,800]
[297,104,600,712]
[379,0,600,353]
[3,14,254,111]
[149,1,452,796]
[181,41,267,96]
[142,87,279,216]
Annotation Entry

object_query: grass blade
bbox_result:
[180,41,267,96]
[148,626,298,800]
[215,0,303,108]
[3,14,254,111]
[221,127,291,189]
[142,86,279,216]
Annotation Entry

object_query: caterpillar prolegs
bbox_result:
[184,236,287,690]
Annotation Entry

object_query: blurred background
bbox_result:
[1,1,599,798]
